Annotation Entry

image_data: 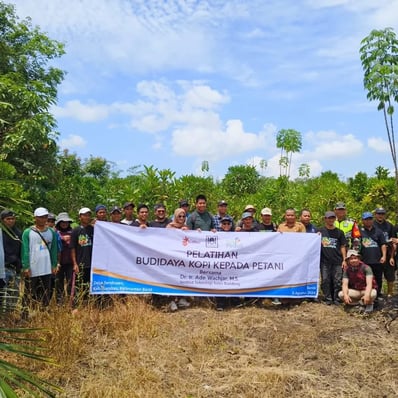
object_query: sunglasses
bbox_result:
[177,215,186,218]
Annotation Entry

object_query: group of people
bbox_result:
[0,195,396,317]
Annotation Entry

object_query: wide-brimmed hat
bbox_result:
[346,249,361,260]
[55,212,73,226]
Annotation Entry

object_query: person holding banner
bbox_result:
[132,204,150,228]
[165,208,190,311]
[166,208,189,231]
[70,207,94,306]
[149,204,171,228]
[277,208,306,233]
[186,195,215,232]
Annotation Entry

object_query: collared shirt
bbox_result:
[277,222,306,233]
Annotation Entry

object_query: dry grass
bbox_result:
[4,297,398,397]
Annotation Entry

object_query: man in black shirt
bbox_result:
[319,211,347,305]
[359,212,391,300]
[70,207,94,304]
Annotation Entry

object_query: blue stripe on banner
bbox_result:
[91,273,318,298]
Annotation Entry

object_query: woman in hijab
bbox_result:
[166,208,189,230]
[166,208,190,310]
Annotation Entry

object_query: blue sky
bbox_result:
[10,0,398,180]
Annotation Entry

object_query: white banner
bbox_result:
[91,221,320,297]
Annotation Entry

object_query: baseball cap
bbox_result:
[242,212,253,219]
[218,200,228,206]
[325,211,336,218]
[334,202,346,210]
[123,201,135,209]
[79,207,92,215]
[110,206,122,214]
[346,249,361,260]
[47,213,56,220]
[261,207,272,216]
[375,207,386,214]
[362,211,373,219]
[95,204,107,213]
[179,200,189,207]
[34,207,49,217]
[0,209,15,219]
[244,205,256,212]
[220,216,232,223]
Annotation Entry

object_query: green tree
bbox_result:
[360,28,398,205]
[0,2,65,200]
[276,129,302,179]
[221,165,260,196]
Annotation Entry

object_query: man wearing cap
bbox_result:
[109,206,122,223]
[236,212,259,232]
[359,212,391,302]
[213,201,235,232]
[93,204,108,224]
[334,202,356,248]
[149,204,171,228]
[21,208,59,314]
[236,205,259,229]
[258,208,277,232]
[0,209,22,312]
[70,208,94,303]
[373,207,395,297]
[55,212,74,304]
[186,195,215,232]
[277,208,306,233]
[121,202,135,225]
[338,249,377,313]
[318,211,347,305]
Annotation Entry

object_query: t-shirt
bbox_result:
[319,227,346,264]
[186,210,215,231]
[258,223,277,232]
[22,227,58,277]
[359,226,386,264]
[149,218,171,228]
[70,225,94,269]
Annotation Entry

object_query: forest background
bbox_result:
[1,0,397,228]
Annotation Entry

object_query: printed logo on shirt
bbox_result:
[361,237,378,248]
[321,237,338,249]
[78,234,92,247]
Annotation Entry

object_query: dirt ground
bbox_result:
[13,297,398,398]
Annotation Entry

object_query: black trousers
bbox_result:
[23,274,52,308]
[320,262,342,301]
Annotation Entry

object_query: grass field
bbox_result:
[3,297,398,397]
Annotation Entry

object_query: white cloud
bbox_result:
[305,130,363,159]
[367,137,390,153]
[172,119,266,160]
[53,100,110,122]
[60,134,87,149]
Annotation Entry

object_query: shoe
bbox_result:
[271,298,282,305]
[216,306,224,311]
[333,299,342,306]
[364,304,374,314]
[177,298,190,308]
[169,301,178,312]
[323,299,333,305]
